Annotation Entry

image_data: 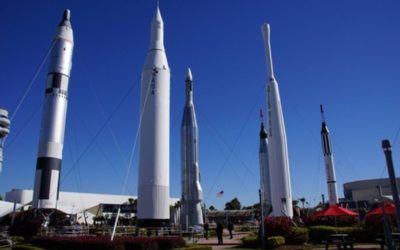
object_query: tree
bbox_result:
[209,205,216,211]
[299,197,306,208]
[0,195,3,200]
[224,198,241,210]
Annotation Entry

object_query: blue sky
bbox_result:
[1,0,400,210]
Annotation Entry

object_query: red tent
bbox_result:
[366,203,396,217]
[314,205,358,217]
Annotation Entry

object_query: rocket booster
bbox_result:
[261,23,293,217]
[181,68,204,228]
[259,111,272,216]
[137,7,170,227]
[32,10,74,209]
[0,108,11,174]
[320,105,338,205]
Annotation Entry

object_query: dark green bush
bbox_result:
[266,236,285,248]
[241,233,259,248]
[308,226,338,242]
[287,227,309,244]
[308,226,373,243]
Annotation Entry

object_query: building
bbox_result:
[341,178,400,209]
[0,188,179,224]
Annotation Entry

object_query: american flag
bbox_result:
[216,190,224,197]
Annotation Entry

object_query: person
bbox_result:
[216,222,223,245]
[203,222,209,240]
[227,221,234,239]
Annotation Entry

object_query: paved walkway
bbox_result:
[195,230,382,249]
[196,229,247,249]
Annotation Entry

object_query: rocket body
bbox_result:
[0,108,11,174]
[259,122,272,216]
[137,7,170,227]
[32,10,74,209]
[181,68,204,228]
[261,23,293,218]
[320,106,338,205]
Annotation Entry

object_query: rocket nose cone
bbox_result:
[186,68,193,81]
[152,6,163,24]
[261,23,270,38]
[59,9,72,27]
[64,9,71,21]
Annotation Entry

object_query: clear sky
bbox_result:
[1,0,400,210]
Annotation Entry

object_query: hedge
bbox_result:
[31,236,186,250]
[287,227,309,244]
[308,226,374,243]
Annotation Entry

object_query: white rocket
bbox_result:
[259,110,272,216]
[137,7,170,227]
[0,108,11,174]
[181,68,204,228]
[261,23,293,218]
[32,10,74,209]
[320,105,338,205]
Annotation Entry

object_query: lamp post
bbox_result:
[382,139,400,229]
[259,189,265,249]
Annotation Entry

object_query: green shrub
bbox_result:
[308,226,338,242]
[288,227,309,244]
[266,236,285,248]
[241,233,259,248]
[308,226,373,243]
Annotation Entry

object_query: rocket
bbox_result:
[137,7,170,227]
[32,10,74,209]
[181,68,204,228]
[0,108,11,174]
[259,110,272,216]
[261,23,293,217]
[320,105,338,205]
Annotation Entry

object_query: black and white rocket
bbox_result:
[0,108,11,174]
[320,105,338,205]
[261,23,293,217]
[181,68,203,228]
[137,7,170,227]
[259,110,272,216]
[32,10,74,209]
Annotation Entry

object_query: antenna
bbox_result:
[320,104,326,123]
[260,108,264,123]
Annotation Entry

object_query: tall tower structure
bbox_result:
[181,68,204,228]
[32,10,74,209]
[137,7,171,227]
[261,23,293,217]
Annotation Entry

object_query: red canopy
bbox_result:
[314,205,358,217]
[366,203,396,217]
